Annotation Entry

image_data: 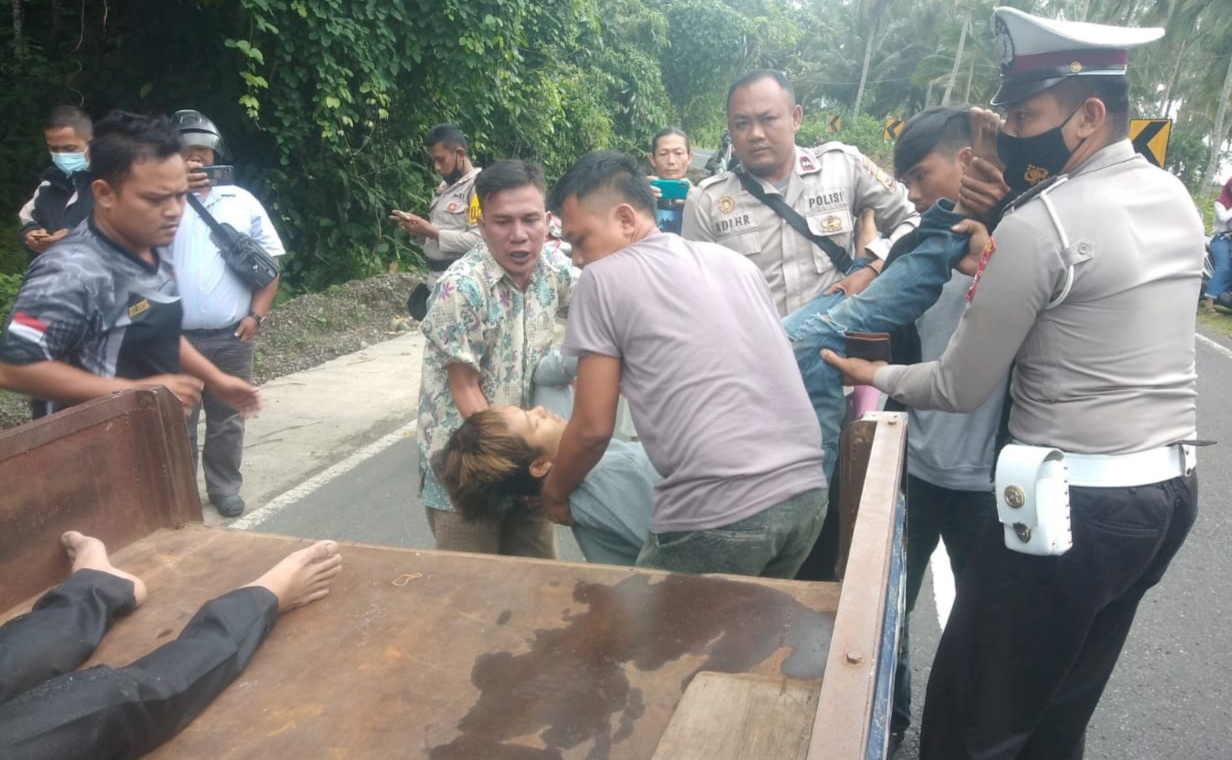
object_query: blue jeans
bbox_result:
[635,487,827,578]
[1206,234,1232,299]
[785,201,973,480]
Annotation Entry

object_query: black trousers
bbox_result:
[919,473,1198,760]
[891,475,997,736]
[0,570,279,760]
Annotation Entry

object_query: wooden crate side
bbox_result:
[807,412,907,760]
[0,389,201,610]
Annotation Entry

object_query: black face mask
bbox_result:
[442,153,465,185]
[996,109,1081,199]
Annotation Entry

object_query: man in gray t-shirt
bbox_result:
[540,151,827,578]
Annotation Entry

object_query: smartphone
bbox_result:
[650,178,690,201]
[200,164,235,185]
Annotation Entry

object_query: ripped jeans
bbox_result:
[784,200,974,481]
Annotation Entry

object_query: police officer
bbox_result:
[392,124,482,320]
[683,69,919,317]
[825,9,1201,758]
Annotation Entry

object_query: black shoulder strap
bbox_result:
[185,192,231,239]
[736,170,852,273]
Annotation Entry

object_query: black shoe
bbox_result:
[888,730,905,757]
[210,494,246,518]
[1215,292,1232,311]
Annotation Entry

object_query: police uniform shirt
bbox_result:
[0,220,184,417]
[425,167,482,271]
[682,144,918,315]
[875,140,1202,454]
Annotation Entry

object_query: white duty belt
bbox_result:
[1062,443,1196,488]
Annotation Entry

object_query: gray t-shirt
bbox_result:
[563,232,827,533]
[907,274,1005,491]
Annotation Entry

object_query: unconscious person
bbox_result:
[436,353,657,566]
[0,531,342,759]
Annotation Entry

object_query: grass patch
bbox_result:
[1197,310,1232,339]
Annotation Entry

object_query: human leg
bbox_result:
[425,506,503,554]
[636,488,825,578]
[500,506,558,559]
[791,210,972,481]
[919,476,1196,760]
[1203,234,1232,301]
[199,330,255,507]
[0,540,341,760]
[0,532,146,704]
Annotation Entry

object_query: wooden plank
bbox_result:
[0,389,201,611]
[651,672,819,760]
[807,413,907,760]
[3,527,841,760]
[834,420,878,581]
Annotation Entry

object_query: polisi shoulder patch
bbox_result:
[698,172,730,191]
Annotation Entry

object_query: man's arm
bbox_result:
[540,353,622,524]
[870,214,1061,412]
[235,275,280,343]
[447,362,488,418]
[848,150,919,261]
[180,337,261,416]
[437,227,482,257]
[681,191,717,243]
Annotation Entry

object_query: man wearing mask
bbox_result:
[392,124,482,320]
[19,106,94,259]
[172,109,285,519]
[825,9,1201,758]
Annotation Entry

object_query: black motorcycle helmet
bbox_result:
[173,109,227,159]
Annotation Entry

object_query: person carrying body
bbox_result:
[542,151,827,578]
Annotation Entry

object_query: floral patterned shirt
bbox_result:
[417,241,576,511]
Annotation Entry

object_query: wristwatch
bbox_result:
[247,310,266,325]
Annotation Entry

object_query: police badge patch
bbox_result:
[718,196,736,214]
[446,202,459,212]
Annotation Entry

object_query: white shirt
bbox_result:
[172,185,285,330]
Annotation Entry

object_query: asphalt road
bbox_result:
[238,331,1232,759]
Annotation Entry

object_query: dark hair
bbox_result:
[727,69,796,112]
[894,105,973,178]
[45,105,93,140]
[90,111,183,189]
[425,123,468,152]
[1052,76,1130,139]
[474,159,546,210]
[651,127,691,154]
[549,151,656,216]
[435,410,545,521]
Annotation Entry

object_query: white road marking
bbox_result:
[1197,332,1232,361]
[930,544,956,627]
[230,421,418,530]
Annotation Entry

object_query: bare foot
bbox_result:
[61,530,148,607]
[246,541,342,612]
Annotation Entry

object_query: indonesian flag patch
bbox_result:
[8,312,48,345]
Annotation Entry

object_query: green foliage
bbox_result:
[0,272,21,321]
[1168,124,1218,195]
[799,112,895,171]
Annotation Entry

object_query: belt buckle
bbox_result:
[1180,444,1196,477]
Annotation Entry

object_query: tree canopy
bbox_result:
[2,0,1227,286]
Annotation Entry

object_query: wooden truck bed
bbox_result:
[0,390,905,760]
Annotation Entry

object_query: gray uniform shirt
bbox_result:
[682,144,919,315]
[563,232,827,533]
[425,167,482,286]
[877,141,1202,454]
